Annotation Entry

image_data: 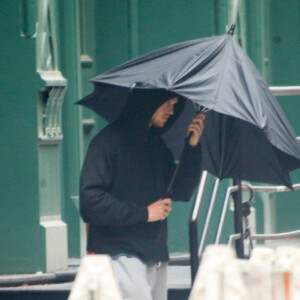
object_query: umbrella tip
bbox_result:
[227,24,236,35]
[130,83,137,90]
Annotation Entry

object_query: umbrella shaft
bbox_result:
[232,179,245,258]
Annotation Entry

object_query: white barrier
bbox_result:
[190,245,300,300]
[246,247,274,300]
[273,247,300,300]
[68,255,123,300]
[189,245,248,300]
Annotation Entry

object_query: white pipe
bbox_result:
[191,171,209,221]
[251,230,300,241]
[198,178,220,256]
[241,183,300,193]
[215,185,239,244]
[270,86,300,96]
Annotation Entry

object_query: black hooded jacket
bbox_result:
[80,89,202,262]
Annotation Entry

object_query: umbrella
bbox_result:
[77,29,300,188]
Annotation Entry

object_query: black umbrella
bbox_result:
[77,30,300,188]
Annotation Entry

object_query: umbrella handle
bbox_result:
[187,105,209,140]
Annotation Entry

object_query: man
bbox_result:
[80,89,205,300]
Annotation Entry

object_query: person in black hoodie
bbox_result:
[80,89,205,300]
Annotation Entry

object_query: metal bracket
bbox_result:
[36,0,67,145]
[38,86,67,145]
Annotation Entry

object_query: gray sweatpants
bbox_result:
[112,256,167,300]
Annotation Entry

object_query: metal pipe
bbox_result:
[227,233,242,246]
[189,171,209,283]
[270,86,300,96]
[198,178,220,256]
[190,171,209,222]
[250,230,300,241]
[229,0,239,27]
[220,182,300,247]
[215,185,239,244]
[232,180,244,258]
[240,183,300,193]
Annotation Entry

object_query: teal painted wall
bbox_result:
[269,0,300,234]
[0,1,45,273]
[138,1,215,52]
[94,1,130,73]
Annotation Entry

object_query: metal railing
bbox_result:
[220,182,300,241]
[189,179,300,282]
[270,86,300,96]
[228,230,300,246]
[189,171,209,280]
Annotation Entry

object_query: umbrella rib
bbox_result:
[214,36,232,104]
[97,40,203,77]
[174,41,226,86]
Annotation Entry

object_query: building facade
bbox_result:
[0,0,299,274]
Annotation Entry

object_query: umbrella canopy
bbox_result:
[78,33,300,188]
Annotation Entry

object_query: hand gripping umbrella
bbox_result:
[77,28,300,189]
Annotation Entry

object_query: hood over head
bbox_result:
[116,88,185,138]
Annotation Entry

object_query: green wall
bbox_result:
[270,0,300,234]
[0,0,45,273]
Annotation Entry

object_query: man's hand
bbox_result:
[187,113,206,147]
[147,198,172,222]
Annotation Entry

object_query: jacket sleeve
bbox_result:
[171,139,203,202]
[79,138,148,227]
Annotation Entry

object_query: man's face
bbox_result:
[150,97,178,128]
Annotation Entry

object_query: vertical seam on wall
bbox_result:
[128,0,139,59]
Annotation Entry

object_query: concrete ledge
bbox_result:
[40,219,68,272]
[0,270,76,288]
